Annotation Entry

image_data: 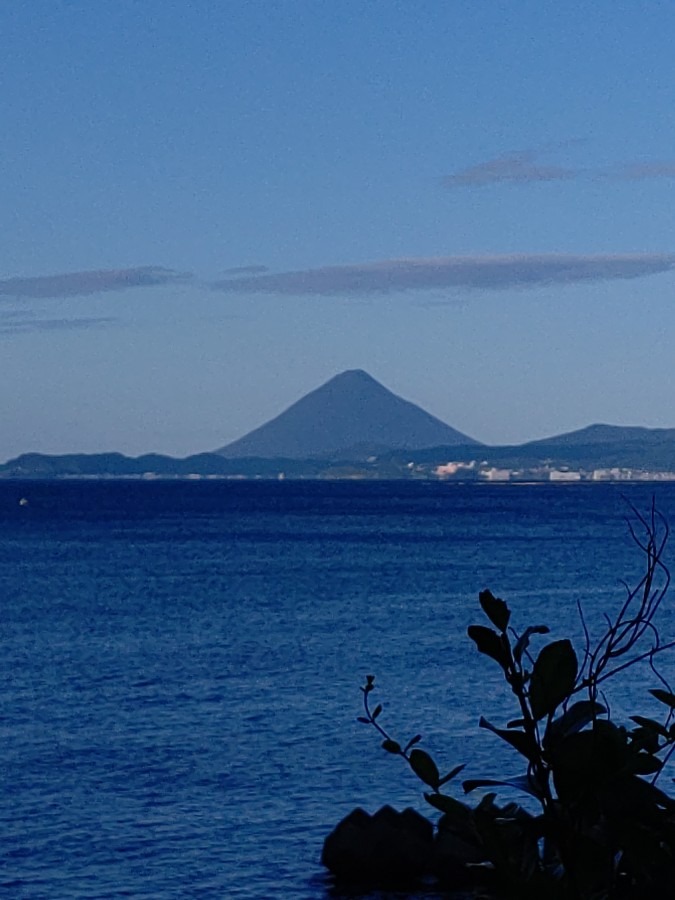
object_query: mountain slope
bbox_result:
[524,423,675,448]
[216,369,480,459]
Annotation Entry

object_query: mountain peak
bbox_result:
[334,368,371,379]
[216,369,480,459]
[321,368,381,389]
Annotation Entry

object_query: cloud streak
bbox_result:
[614,161,675,181]
[444,150,675,188]
[220,265,270,276]
[0,314,116,335]
[443,151,581,187]
[0,266,191,300]
[211,253,675,297]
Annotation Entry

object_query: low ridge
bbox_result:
[525,423,675,448]
[216,369,480,459]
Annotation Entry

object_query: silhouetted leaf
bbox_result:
[551,721,629,799]
[463,774,544,800]
[479,589,511,632]
[381,739,401,754]
[630,715,670,738]
[438,763,466,785]
[409,748,440,788]
[467,625,510,670]
[404,734,422,752]
[650,688,675,709]
[424,791,472,825]
[630,752,663,775]
[631,726,660,754]
[372,704,382,720]
[479,716,538,761]
[513,625,550,665]
[357,716,370,724]
[546,700,606,746]
[618,773,675,811]
[529,640,577,720]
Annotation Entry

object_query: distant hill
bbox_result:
[216,369,480,459]
[399,441,675,472]
[4,429,675,479]
[524,423,675,448]
[0,451,327,479]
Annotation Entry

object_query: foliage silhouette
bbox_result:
[358,502,675,898]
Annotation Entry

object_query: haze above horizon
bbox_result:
[3,2,675,460]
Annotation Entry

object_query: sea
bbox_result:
[2,479,675,899]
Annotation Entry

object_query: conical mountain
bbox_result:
[216,369,480,459]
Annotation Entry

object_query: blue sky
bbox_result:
[3,1,675,459]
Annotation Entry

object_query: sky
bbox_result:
[3,1,675,460]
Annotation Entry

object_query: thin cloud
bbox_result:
[220,265,270,276]
[210,253,675,297]
[444,149,675,188]
[0,266,191,300]
[0,315,116,335]
[444,151,581,188]
[614,161,675,180]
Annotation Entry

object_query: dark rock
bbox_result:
[322,805,507,897]
[321,805,436,887]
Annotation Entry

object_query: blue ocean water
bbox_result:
[1,480,675,898]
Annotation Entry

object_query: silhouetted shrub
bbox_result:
[331,503,675,899]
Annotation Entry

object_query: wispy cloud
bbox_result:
[614,161,675,181]
[210,253,675,297]
[220,265,270,276]
[443,151,581,188]
[0,313,116,335]
[444,150,675,189]
[0,266,191,300]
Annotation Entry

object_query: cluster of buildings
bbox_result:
[431,461,675,483]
